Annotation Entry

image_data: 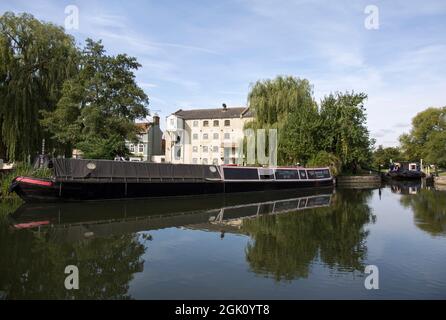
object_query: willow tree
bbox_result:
[0,12,78,161]
[246,76,319,165]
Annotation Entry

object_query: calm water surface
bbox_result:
[0,182,445,299]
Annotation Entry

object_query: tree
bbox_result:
[399,107,446,166]
[41,39,149,159]
[246,76,319,165]
[319,92,374,172]
[307,151,342,176]
[0,12,78,161]
[372,145,403,169]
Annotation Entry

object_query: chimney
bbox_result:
[222,103,227,110]
[153,114,160,126]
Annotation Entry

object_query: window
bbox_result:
[193,120,198,127]
[170,119,174,127]
[203,121,209,127]
[193,146,198,153]
[224,120,230,126]
[213,158,219,165]
[213,146,219,153]
[299,170,307,179]
[192,158,198,164]
[213,133,219,140]
[130,144,135,153]
[213,120,219,127]
[139,144,144,153]
[275,169,300,180]
[174,146,181,160]
[224,133,230,140]
[202,158,208,164]
[223,168,259,180]
[203,133,209,140]
[307,169,331,179]
[193,133,198,140]
[202,146,208,152]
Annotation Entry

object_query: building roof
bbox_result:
[173,107,253,120]
[135,122,151,134]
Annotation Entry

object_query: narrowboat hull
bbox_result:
[10,176,334,203]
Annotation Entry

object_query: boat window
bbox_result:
[260,174,274,180]
[224,167,259,180]
[275,169,299,180]
[307,169,331,179]
[299,170,307,179]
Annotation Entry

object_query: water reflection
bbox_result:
[385,180,446,237]
[400,188,446,237]
[388,180,422,195]
[0,223,145,299]
[2,189,336,299]
[2,182,445,299]
[241,190,375,281]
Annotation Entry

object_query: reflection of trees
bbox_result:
[0,223,146,299]
[242,190,375,281]
[400,189,446,236]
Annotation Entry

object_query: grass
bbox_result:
[0,198,22,219]
[0,162,52,200]
[437,168,446,176]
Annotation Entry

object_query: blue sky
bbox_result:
[2,0,446,146]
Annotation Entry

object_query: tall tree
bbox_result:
[246,76,319,164]
[0,12,78,161]
[41,39,149,159]
[319,92,374,172]
[399,107,446,166]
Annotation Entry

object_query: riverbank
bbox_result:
[336,174,382,189]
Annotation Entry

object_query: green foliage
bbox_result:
[248,76,316,126]
[307,151,342,176]
[399,106,446,166]
[41,39,149,159]
[0,12,78,161]
[246,76,374,171]
[372,145,403,169]
[319,92,374,172]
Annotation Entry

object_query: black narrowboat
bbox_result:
[9,159,333,203]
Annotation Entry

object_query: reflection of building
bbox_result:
[165,104,253,165]
[126,115,163,162]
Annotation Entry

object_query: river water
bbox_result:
[0,181,445,299]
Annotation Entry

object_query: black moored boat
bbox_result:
[9,159,333,202]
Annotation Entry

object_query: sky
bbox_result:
[2,0,446,146]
